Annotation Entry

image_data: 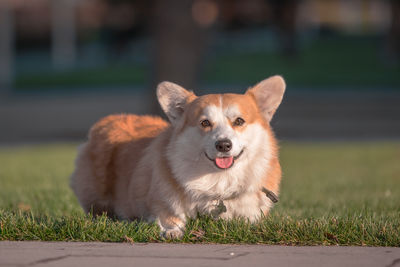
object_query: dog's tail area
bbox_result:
[70,114,139,215]
[70,114,169,215]
[84,114,137,196]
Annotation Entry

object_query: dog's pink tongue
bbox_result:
[215,157,233,169]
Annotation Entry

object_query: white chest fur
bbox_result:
[185,190,273,222]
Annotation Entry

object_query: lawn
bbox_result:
[0,142,399,246]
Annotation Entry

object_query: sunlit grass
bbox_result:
[0,142,399,245]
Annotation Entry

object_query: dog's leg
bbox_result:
[156,212,186,239]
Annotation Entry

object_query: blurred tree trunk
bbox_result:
[51,0,77,69]
[0,4,14,91]
[384,0,400,65]
[150,0,209,114]
[270,0,299,57]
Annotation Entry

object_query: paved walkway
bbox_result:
[0,242,399,267]
[1,89,400,143]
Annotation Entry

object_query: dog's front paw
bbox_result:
[157,214,186,239]
[161,227,184,239]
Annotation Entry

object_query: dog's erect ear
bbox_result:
[157,81,195,124]
[246,75,286,122]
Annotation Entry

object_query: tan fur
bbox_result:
[71,76,285,238]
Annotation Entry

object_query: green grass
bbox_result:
[16,65,146,90]
[0,142,399,245]
[15,35,400,90]
[204,37,400,88]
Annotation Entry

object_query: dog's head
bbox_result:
[157,76,285,198]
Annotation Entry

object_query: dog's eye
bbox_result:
[200,119,212,128]
[233,117,245,126]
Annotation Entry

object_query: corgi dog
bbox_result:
[70,75,285,238]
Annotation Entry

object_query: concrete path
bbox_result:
[0,242,399,267]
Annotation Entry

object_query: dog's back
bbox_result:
[70,114,168,216]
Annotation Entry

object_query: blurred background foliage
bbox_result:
[1,0,399,91]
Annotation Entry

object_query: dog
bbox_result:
[70,75,285,238]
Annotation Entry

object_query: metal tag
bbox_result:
[262,187,279,203]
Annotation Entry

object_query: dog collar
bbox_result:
[262,187,279,203]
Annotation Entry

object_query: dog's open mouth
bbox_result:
[205,150,244,169]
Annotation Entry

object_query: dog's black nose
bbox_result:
[215,139,232,152]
